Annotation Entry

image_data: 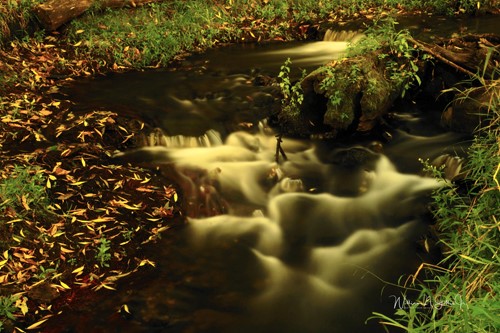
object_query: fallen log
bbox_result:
[410,34,500,81]
[35,0,164,31]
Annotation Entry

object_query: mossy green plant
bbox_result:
[0,164,50,218]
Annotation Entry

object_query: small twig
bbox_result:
[275,134,288,163]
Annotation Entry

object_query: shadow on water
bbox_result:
[47,15,499,333]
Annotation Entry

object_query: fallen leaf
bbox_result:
[27,318,49,330]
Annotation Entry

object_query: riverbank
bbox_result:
[0,0,499,331]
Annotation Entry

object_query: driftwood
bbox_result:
[410,34,500,81]
[35,0,164,31]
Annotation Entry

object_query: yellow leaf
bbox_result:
[174,192,178,202]
[0,259,8,268]
[73,41,82,47]
[76,29,85,34]
[91,217,114,223]
[72,266,85,274]
[138,259,156,267]
[101,283,116,290]
[21,195,30,210]
[123,203,141,210]
[70,181,87,186]
[3,250,8,260]
[15,296,29,315]
[118,126,128,133]
[27,318,49,330]
[121,304,131,314]
[39,109,53,116]
[60,247,74,253]
[81,157,86,167]
[459,254,485,265]
[59,281,71,289]
[46,178,51,188]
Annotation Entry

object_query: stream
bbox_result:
[45,14,498,333]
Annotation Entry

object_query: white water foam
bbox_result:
[115,124,441,332]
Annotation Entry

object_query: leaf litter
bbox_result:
[0,30,182,331]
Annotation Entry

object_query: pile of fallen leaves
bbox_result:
[0,29,182,331]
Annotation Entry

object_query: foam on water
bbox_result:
[114,123,442,332]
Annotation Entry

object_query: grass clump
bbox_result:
[65,0,498,70]
[68,1,243,69]
[370,73,500,332]
[0,164,50,218]
[0,0,43,43]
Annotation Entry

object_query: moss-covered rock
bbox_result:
[281,48,408,137]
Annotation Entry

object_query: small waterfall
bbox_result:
[261,29,365,66]
[115,123,442,332]
[323,29,365,43]
[137,127,224,148]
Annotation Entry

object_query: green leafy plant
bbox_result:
[318,66,347,118]
[0,164,50,217]
[95,236,112,268]
[349,16,422,97]
[278,58,305,115]
[0,0,44,43]
[0,295,18,321]
[34,264,58,280]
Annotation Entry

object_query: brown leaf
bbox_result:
[21,195,30,211]
[39,109,52,116]
[53,166,71,176]
[56,192,74,201]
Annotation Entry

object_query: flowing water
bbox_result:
[47,14,499,333]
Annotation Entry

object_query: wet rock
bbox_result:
[430,154,465,181]
[280,51,403,138]
[27,281,59,303]
[251,92,275,107]
[329,146,380,169]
